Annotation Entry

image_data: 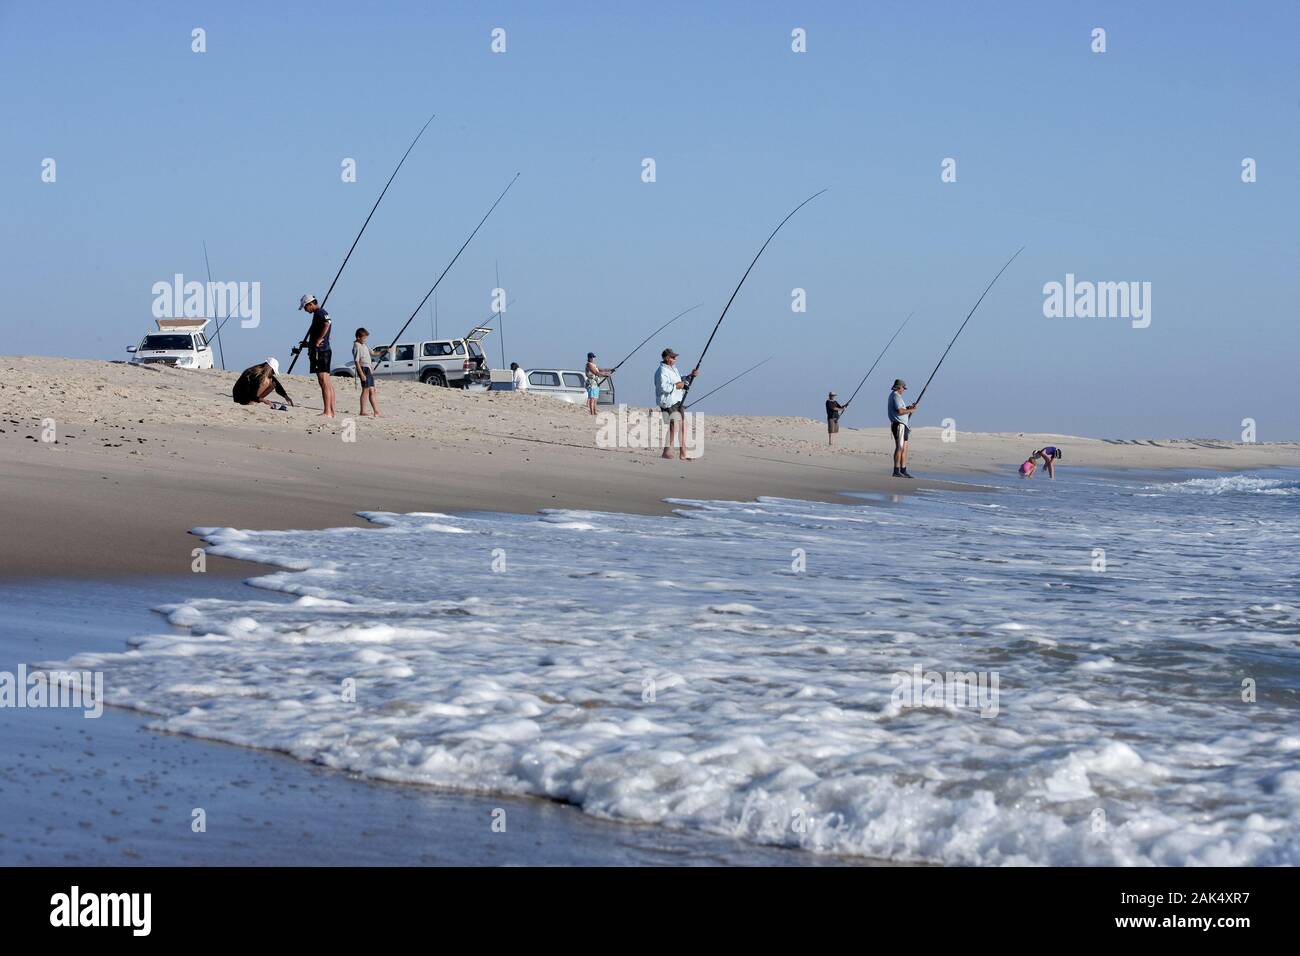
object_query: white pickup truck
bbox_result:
[126,318,215,369]
[334,326,493,388]
[523,368,616,405]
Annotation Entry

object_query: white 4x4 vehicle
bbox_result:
[127,319,215,369]
[335,326,493,388]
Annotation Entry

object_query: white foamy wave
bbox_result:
[44,471,1300,866]
[1151,475,1300,496]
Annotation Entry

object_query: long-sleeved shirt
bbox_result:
[654,362,683,409]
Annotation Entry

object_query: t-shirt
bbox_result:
[353,340,373,370]
[826,399,843,421]
[888,390,909,425]
[513,367,528,391]
[307,309,331,351]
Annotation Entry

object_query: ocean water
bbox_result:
[49,469,1300,865]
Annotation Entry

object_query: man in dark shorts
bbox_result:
[299,293,336,418]
[825,391,845,446]
[888,378,918,478]
[232,357,294,409]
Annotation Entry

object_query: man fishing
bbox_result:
[232,357,294,409]
[298,294,337,418]
[654,348,699,461]
[888,378,918,478]
[826,391,846,446]
[585,351,612,415]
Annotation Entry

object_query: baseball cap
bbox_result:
[893,379,907,389]
[266,357,280,374]
[299,294,317,310]
[662,348,678,359]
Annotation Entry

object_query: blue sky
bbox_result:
[3,0,1297,438]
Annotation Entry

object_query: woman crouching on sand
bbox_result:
[353,328,380,417]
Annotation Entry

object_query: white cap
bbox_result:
[299,294,316,310]
[266,356,280,374]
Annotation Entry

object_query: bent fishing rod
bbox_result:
[912,246,1025,409]
[380,173,521,357]
[287,112,437,373]
[684,356,772,410]
[201,241,227,370]
[840,310,915,415]
[608,302,705,373]
[680,189,828,402]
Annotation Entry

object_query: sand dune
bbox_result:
[2,356,1297,578]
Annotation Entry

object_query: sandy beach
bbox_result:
[4,356,1297,580]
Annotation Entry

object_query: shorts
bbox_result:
[828,418,839,434]
[660,403,683,425]
[360,368,375,388]
[891,420,911,450]
[587,385,601,399]
[309,348,332,374]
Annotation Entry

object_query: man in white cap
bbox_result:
[299,294,336,417]
[232,357,294,409]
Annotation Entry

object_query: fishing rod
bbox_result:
[685,356,772,409]
[680,188,827,402]
[912,246,1025,409]
[608,302,705,373]
[381,173,521,356]
[201,241,227,370]
[840,310,915,414]
[287,112,437,373]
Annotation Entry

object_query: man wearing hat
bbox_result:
[654,348,700,460]
[888,378,918,478]
[584,351,613,416]
[825,391,846,447]
[298,294,336,418]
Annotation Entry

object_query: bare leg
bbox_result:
[663,419,676,458]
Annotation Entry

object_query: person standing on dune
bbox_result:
[826,391,845,446]
[299,294,336,418]
[585,352,612,415]
[654,348,699,461]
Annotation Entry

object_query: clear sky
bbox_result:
[3,0,1297,438]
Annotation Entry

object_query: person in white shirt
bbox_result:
[511,362,528,392]
[653,347,699,461]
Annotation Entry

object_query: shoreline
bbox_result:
[3,357,1298,580]
[0,575,884,866]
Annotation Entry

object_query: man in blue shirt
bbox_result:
[888,378,918,478]
[299,294,336,418]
